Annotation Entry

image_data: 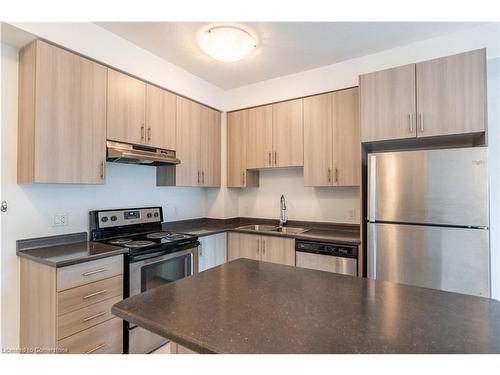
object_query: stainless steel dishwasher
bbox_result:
[295,240,358,276]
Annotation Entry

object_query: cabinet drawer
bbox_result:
[57,295,122,340]
[57,317,123,354]
[57,255,123,291]
[58,275,123,316]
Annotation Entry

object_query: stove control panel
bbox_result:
[96,207,162,228]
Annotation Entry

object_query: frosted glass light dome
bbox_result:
[198,26,256,62]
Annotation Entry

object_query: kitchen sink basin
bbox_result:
[236,224,278,232]
[236,224,309,235]
[271,227,309,234]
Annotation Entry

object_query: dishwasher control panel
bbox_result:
[295,240,358,259]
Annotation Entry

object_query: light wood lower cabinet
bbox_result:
[170,342,198,354]
[199,233,227,272]
[227,232,295,266]
[20,255,124,354]
[18,40,107,184]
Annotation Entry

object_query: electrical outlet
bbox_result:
[53,212,68,226]
[348,208,356,220]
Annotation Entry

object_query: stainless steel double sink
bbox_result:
[236,224,310,235]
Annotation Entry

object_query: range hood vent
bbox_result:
[106,141,180,166]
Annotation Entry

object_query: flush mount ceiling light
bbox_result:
[198,25,257,62]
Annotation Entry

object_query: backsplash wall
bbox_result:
[237,169,360,224]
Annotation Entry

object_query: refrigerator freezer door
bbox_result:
[368,148,488,227]
[368,223,490,297]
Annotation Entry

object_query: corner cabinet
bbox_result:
[227,232,295,266]
[304,88,360,187]
[157,97,221,187]
[360,49,487,143]
[18,40,107,184]
[227,111,259,188]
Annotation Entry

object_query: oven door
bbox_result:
[127,244,199,354]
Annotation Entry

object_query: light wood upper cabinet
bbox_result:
[246,105,273,169]
[146,84,176,150]
[360,49,487,143]
[416,49,486,138]
[227,111,259,188]
[227,233,295,266]
[200,106,221,187]
[272,98,304,167]
[175,96,201,186]
[107,69,146,145]
[332,88,360,186]
[303,88,360,187]
[303,93,333,186]
[360,64,416,142]
[18,40,107,184]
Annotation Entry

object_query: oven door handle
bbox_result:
[128,241,200,263]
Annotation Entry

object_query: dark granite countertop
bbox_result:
[17,232,128,268]
[162,217,360,245]
[112,258,500,354]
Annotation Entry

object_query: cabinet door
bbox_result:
[332,88,361,186]
[199,233,227,272]
[360,64,416,142]
[416,49,486,138]
[176,97,201,186]
[272,99,304,167]
[227,233,260,261]
[200,106,221,187]
[261,236,295,266]
[303,93,333,187]
[146,84,176,150]
[32,41,107,184]
[107,69,146,145]
[246,105,273,169]
[227,111,247,187]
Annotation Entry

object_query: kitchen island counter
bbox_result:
[112,258,500,354]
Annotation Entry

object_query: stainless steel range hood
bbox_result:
[106,141,180,166]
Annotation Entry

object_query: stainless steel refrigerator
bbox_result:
[367,147,490,298]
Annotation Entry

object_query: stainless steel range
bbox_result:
[89,206,199,354]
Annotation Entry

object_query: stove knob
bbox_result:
[153,212,159,217]
[147,213,152,218]
[101,216,108,223]
[110,215,117,222]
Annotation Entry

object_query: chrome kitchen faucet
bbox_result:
[279,195,287,227]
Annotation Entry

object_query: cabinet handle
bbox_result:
[147,127,151,142]
[242,172,245,186]
[274,151,277,166]
[268,152,272,166]
[197,171,200,184]
[99,161,105,180]
[199,244,202,257]
[82,289,107,300]
[262,239,265,255]
[85,343,106,354]
[408,113,414,133]
[419,112,424,132]
[335,168,339,183]
[82,311,106,322]
[140,125,145,142]
[202,171,205,184]
[82,268,107,277]
[327,167,331,183]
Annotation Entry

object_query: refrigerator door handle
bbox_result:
[367,224,377,279]
[368,154,377,222]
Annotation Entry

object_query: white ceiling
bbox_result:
[96,22,482,89]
